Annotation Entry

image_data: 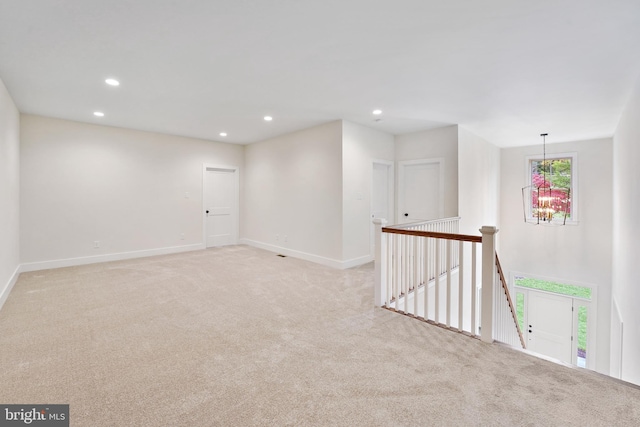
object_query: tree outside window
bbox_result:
[524,153,576,224]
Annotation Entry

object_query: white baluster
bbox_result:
[423,237,429,321]
[413,235,419,316]
[435,238,440,324]
[471,242,477,336]
[458,240,464,332]
[393,234,399,309]
[387,233,392,307]
[446,239,451,328]
[403,235,408,313]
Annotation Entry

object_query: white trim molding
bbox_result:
[371,159,395,225]
[0,265,22,311]
[20,243,204,273]
[240,238,372,270]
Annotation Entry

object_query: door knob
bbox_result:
[206,210,209,214]
[404,213,409,217]
[528,330,532,333]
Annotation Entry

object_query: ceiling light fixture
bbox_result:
[522,133,571,225]
[372,109,382,115]
[264,116,273,121]
[93,111,105,117]
[220,132,227,137]
[105,78,120,86]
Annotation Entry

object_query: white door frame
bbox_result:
[372,159,394,223]
[397,158,445,222]
[202,164,240,247]
[512,272,597,370]
[611,298,624,379]
[371,159,394,256]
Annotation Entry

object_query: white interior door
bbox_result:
[204,167,238,247]
[398,159,444,223]
[527,291,573,364]
[371,161,392,255]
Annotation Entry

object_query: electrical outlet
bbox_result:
[284,235,288,242]
[180,233,185,240]
[93,241,100,249]
[276,234,279,241]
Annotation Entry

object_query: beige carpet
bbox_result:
[1,245,639,426]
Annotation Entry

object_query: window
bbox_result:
[524,152,577,224]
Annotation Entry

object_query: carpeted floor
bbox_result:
[1,245,639,426]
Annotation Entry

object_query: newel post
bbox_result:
[479,226,498,343]
[373,218,388,307]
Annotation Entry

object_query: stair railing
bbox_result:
[374,219,524,348]
[494,255,526,348]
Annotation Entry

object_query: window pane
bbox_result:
[514,276,591,300]
[516,292,525,332]
[529,157,572,220]
[577,305,587,367]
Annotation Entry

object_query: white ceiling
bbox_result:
[1,1,639,147]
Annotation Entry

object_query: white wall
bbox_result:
[0,78,20,308]
[457,127,500,235]
[395,125,459,218]
[20,115,243,268]
[611,79,640,385]
[500,138,613,374]
[242,121,344,266]
[342,121,395,263]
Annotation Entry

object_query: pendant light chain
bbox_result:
[522,133,569,226]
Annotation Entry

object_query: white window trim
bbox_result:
[524,151,579,225]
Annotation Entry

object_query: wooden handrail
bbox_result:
[495,254,526,349]
[382,227,482,243]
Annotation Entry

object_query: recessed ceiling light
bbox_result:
[264,116,273,121]
[105,78,120,86]
[220,132,227,137]
[372,109,382,115]
[93,111,105,117]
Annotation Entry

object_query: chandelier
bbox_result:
[522,133,571,225]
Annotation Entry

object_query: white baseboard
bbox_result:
[20,243,205,273]
[0,265,22,311]
[342,254,373,269]
[239,239,372,270]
